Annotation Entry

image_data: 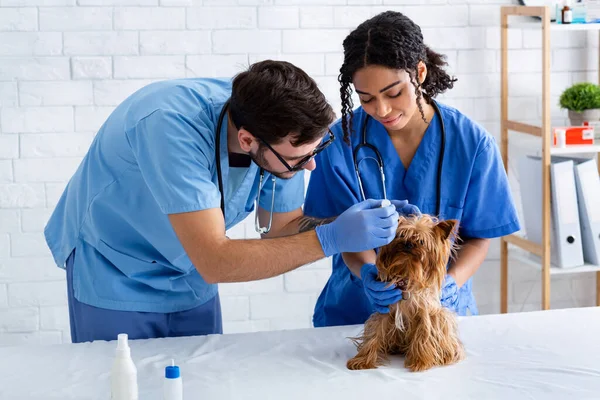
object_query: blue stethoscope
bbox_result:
[354,100,445,216]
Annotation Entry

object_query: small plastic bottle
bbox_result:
[163,359,183,400]
[562,0,573,24]
[380,199,391,208]
[111,333,138,400]
[555,128,567,148]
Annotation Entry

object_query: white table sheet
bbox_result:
[1,307,599,399]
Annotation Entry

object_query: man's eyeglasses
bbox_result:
[253,129,334,235]
[256,130,335,172]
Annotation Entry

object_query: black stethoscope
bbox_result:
[353,99,445,216]
[214,100,276,234]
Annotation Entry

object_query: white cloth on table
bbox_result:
[1,307,599,399]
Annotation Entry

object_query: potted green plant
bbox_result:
[559,82,600,127]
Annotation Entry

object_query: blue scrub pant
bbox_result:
[65,249,222,343]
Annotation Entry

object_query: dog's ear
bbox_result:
[435,219,458,240]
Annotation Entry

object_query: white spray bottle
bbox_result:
[111,333,138,400]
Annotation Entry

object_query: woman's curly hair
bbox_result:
[339,11,457,143]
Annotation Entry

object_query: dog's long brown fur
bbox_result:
[346,215,465,372]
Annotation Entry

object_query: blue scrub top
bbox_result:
[44,77,306,313]
[304,101,520,327]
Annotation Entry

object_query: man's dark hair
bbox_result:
[229,60,336,146]
[339,11,457,143]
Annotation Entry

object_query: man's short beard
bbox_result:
[249,143,293,180]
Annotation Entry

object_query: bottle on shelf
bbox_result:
[562,0,573,24]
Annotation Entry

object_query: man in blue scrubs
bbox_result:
[44,60,404,343]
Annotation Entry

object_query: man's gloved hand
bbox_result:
[361,263,403,314]
[390,200,422,217]
[315,199,398,257]
[441,274,459,312]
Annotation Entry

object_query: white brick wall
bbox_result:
[0,0,597,346]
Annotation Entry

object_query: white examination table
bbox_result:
[1,306,598,399]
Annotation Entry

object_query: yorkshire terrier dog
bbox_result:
[346,215,465,372]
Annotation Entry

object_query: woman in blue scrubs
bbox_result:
[304,11,521,327]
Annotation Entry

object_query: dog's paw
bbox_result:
[404,354,436,372]
[404,356,434,372]
[346,356,377,370]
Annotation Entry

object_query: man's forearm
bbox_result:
[297,215,337,232]
[170,209,335,284]
[447,238,490,287]
[204,231,326,283]
[268,214,337,237]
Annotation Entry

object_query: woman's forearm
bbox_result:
[447,238,490,287]
[342,250,377,278]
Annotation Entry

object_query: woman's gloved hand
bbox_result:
[440,274,459,312]
[390,200,422,217]
[361,263,403,314]
[315,199,399,257]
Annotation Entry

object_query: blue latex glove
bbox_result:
[361,263,403,314]
[315,199,399,257]
[441,274,459,312]
[390,199,422,217]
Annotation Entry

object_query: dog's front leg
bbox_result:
[404,308,464,372]
[347,313,394,370]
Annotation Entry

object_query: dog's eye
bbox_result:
[403,242,414,250]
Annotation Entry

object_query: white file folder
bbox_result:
[574,158,600,265]
[550,158,585,267]
[553,156,600,265]
[518,155,584,268]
